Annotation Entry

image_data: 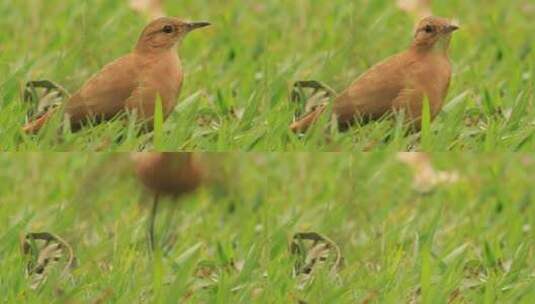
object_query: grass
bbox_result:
[0,0,534,151]
[0,153,534,303]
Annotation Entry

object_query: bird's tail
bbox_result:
[22,108,58,134]
[290,103,328,133]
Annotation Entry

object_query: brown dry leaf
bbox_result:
[291,80,336,117]
[20,232,77,290]
[129,0,165,20]
[396,0,433,21]
[397,153,460,194]
[290,232,344,289]
[23,80,70,119]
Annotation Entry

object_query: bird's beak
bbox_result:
[186,21,211,32]
[445,24,460,33]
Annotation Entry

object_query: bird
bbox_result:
[290,16,459,133]
[132,152,203,250]
[23,17,211,134]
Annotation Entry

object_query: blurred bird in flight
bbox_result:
[133,152,203,250]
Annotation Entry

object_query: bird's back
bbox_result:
[333,51,415,124]
[65,54,141,124]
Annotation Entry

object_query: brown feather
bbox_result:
[133,152,202,198]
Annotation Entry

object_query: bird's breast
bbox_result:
[139,52,184,116]
[410,54,452,116]
[420,56,451,94]
[147,52,182,91]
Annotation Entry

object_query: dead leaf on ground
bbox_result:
[397,153,460,194]
[129,0,165,20]
[23,80,70,120]
[396,0,433,21]
[291,80,336,117]
[20,232,77,290]
[290,232,344,289]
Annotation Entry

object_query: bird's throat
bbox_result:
[433,36,451,53]
[412,36,450,55]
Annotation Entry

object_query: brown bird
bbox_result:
[133,152,203,250]
[23,17,210,134]
[290,16,459,133]
[129,0,165,20]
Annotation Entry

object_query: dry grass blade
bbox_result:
[20,232,77,290]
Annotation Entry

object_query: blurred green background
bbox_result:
[0,153,534,302]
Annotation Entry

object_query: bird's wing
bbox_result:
[65,54,140,122]
[392,87,425,116]
[333,53,410,123]
[391,86,426,130]
[124,83,158,120]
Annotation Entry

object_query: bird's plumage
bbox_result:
[134,152,202,198]
[291,16,458,133]
[23,17,209,133]
[334,48,452,124]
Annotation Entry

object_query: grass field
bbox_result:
[0,153,534,303]
[0,1,534,151]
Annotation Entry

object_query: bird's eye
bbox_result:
[162,25,174,33]
[424,25,434,33]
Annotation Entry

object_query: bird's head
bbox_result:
[136,17,210,52]
[412,17,459,52]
